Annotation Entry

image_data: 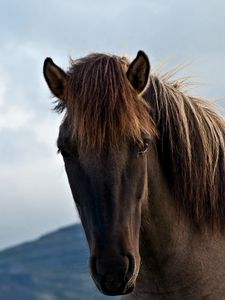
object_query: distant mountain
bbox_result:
[0,224,119,300]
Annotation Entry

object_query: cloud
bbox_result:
[0,156,78,249]
[0,0,225,249]
[0,106,33,131]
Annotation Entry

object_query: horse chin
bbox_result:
[97,281,135,296]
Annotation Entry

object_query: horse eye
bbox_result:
[138,139,149,156]
[58,147,70,159]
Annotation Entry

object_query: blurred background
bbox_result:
[0,0,225,299]
[1,0,225,251]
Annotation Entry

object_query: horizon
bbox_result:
[0,222,80,253]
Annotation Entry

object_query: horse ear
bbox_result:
[43,58,68,99]
[126,50,150,94]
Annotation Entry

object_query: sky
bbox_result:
[0,0,225,250]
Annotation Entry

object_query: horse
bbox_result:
[43,51,225,300]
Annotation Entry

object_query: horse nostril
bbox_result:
[126,253,135,280]
[90,254,136,295]
[90,254,135,280]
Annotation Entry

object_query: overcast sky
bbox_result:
[0,0,225,250]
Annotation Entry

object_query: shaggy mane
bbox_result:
[56,53,156,151]
[55,52,225,230]
[145,75,225,230]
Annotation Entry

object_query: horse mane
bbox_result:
[55,52,225,230]
[55,53,156,151]
[145,75,225,230]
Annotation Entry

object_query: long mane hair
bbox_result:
[55,53,225,230]
[55,53,156,151]
[146,75,225,230]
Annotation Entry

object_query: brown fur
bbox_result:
[147,75,225,230]
[55,52,225,230]
[55,53,157,152]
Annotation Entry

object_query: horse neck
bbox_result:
[127,144,225,300]
[140,143,187,268]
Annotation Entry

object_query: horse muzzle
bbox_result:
[90,253,136,296]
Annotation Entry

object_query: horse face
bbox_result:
[57,122,150,295]
[44,50,151,296]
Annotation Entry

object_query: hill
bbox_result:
[0,224,118,300]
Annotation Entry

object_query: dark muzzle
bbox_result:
[90,253,135,295]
